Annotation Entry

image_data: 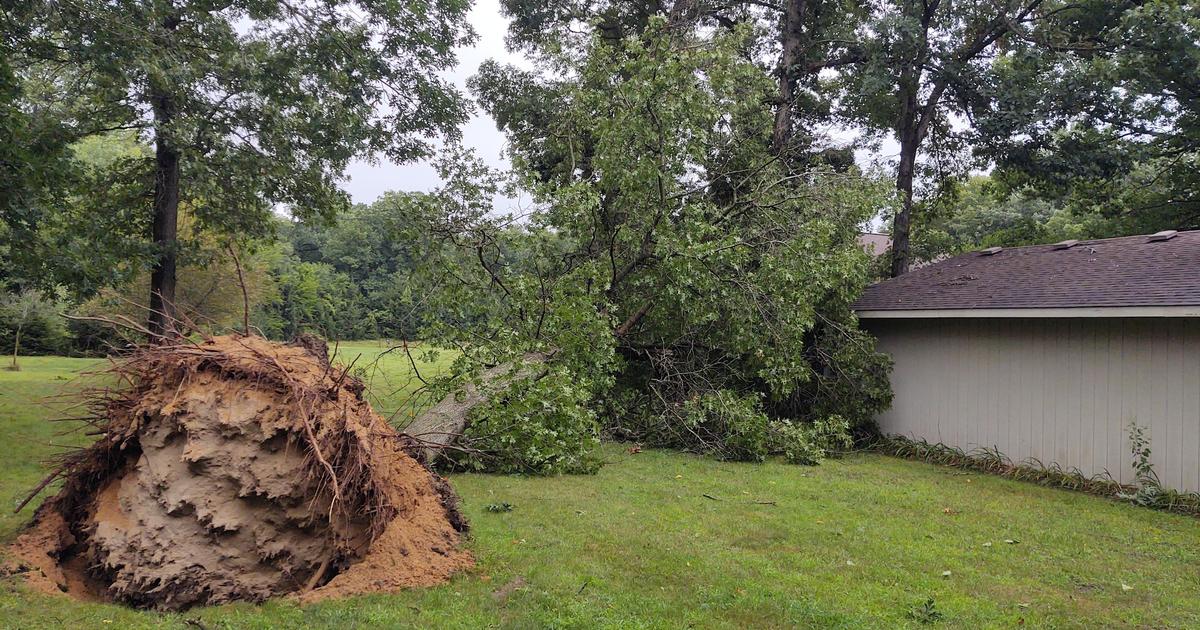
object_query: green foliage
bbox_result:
[273,193,456,340]
[401,18,893,473]
[876,435,1200,518]
[1113,421,1198,513]
[771,415,854,466]
[3,0,473,299]
[256,254,373,341]
[0,29,78,289]
[616,389,854,465]
[0,290,70,357]
[974,0,1200,236]
[72,216,278,335]
[776,320,893,431]
[679,391,772,462]
[1126,421,1157,487]
[907,598,944,624]
[453,369,603,475]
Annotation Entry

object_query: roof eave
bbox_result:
[856,306,1200,319]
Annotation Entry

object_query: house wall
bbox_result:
[864,318,1200,492]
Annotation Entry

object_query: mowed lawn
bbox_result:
[2,347,1199,628]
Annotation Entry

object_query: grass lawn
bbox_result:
[2,349,1199,628]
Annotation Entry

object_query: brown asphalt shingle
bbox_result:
[854,230,1200,311]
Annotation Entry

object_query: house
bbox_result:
[854,230,1200,491]
[857,232,891,256]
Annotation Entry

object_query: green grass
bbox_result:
[2,352,1200,628]
[330,340,458,422]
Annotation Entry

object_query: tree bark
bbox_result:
[147,12,182,339]
[886,0,1025,277]
[771,0,808,155]
[10,324,20,371]
[148,88,180,338]
[888,0,941,279]
[891,136,917,277]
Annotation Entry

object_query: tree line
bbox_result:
[0,189,449,357]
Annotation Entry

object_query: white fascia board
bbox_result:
[855,306,1200,319]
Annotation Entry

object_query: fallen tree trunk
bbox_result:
[402,353,547,465]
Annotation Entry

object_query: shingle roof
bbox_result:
[854,230,1200,311]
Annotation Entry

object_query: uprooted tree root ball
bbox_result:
[5,335,472,610]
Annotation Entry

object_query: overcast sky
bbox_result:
[341,0,526,207]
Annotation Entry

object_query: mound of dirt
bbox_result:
[6,335,471,610]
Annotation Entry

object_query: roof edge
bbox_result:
[856,306,1200,319]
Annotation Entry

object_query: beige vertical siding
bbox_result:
[866,318,1200,492]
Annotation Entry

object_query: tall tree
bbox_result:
[972,0,1200,235]
[0,6,78,283]
[838,0,1045,276]
[8,0,473,335]
[769,0,864,158]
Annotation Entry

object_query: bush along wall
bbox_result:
[873,432,1200,517]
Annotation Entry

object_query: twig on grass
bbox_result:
[701,493,777,506]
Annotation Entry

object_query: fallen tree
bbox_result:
[402,352,547,466]
[384,19,891,474]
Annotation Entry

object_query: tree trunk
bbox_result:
[771,0,808,155]
[891,68,920,278]
[9,324,20,371]
[148,86,180,338]
[892,135,918,277]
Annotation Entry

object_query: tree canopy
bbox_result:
[972,0,1200,236]
[3,0,474,333]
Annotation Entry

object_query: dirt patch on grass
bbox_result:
[6,335,471,610]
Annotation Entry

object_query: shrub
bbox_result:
[875,434,1200,517]
[0,290,70,358]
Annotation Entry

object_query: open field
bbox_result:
[2,349,1199,628]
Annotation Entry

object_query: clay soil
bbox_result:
[6,335,472,610]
